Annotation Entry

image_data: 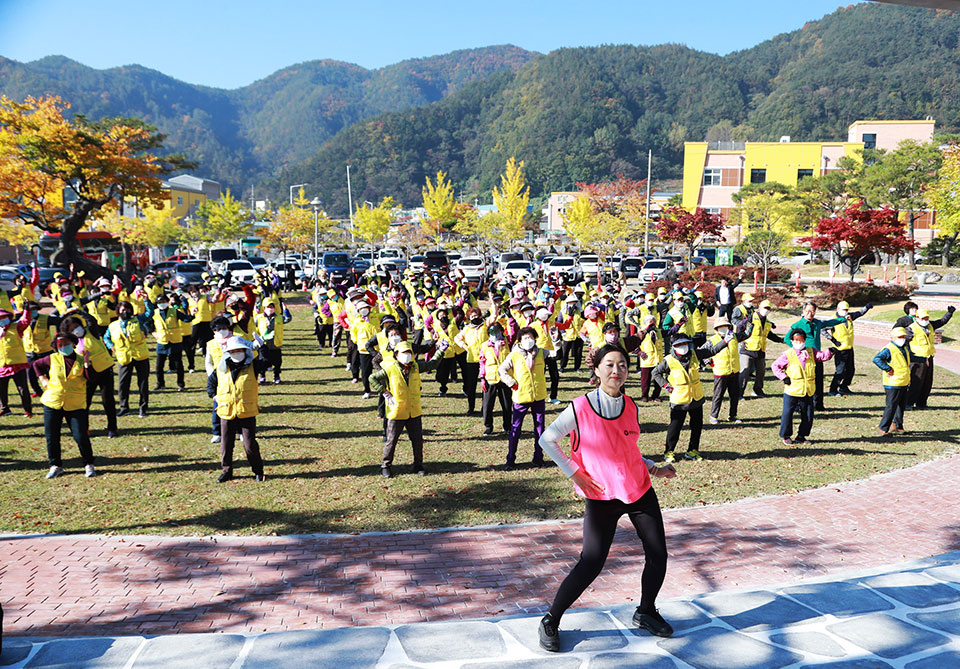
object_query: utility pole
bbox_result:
[644,149,652,257]
[346,165,355,245]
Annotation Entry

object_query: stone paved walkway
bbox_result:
[3,552,959,668]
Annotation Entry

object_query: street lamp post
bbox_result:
[311,197,323,278]
[290,183,309,206]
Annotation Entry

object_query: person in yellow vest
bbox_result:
[22,301,58,398]
[636,314,663,402]
[651,335,729,462]
[771,328,834,446]
[205,316,234,444]
[215,336,264,483]
[498,326,549,470]
[0,307,33,417]
[905,306,956,410]
[346,297,380,398]
[479,323,512,437]
[824,300,872,397]
[532,304,562,404]
[557,294,584,372]
[83,277,117,331]
[60,315,118,437]
[150,292,192,392]
[190,283,219,366]
[453,306,488,415]
[255,300,284,385]
[104,301,152,418]
[32,333,96,479]
[370,340,444,478]
[738,299,783,399]
[430,306,461,397]
[873,327,912,436]
[661,291,696,351]
[708,317,753,425]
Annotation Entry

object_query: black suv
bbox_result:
[423,251,449,273]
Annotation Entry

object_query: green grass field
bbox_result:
[1,299,958,536]
[864,306,959,345]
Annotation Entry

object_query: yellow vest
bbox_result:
[909,321,936,358]
[510,350,547,404]
[459,325,488,363]
[0,291,12,312]
[480,341,509,383]
[108,319,149,366]
[666,354,704,404]
[91,298,115,327]
[145,283,163,302]
[216,363,259,420]
[256,313,284,347]
[153,310,183,345]
[639,330,663,369]
[207,338,225,368]
[883,344,911,387]
[194,297,214,323]
[233,319,257,343]
[709,334,740,376]
[83,333,115,372]
[832,316,855,351]
[744,314,774,353]
[383,359,422,420]
[692,307,708,335]
[668,306,695,337]
[531,319,555,352]
[581,319,605,348]
[785,348,817,398]
[561,312,583,342]
[433,320,459,359]
[0,325,27,367]
[24,314,54,355]
[41,353,87,411]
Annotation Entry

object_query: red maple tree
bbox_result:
[800,202,918,280]
[655,206,726,263]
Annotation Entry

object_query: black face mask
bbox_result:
[471,317,483,326]
[439,317,449,325]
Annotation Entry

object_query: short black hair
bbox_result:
[517,326,537,341]
[903,301,918,315]
[591,343,628,370]
[211,315,232,331]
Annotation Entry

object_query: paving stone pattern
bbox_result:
[2,553,960,668]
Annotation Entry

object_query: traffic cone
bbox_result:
[866,269,872,283]
[753,270,758,293]
[883,265,888,283]
[795,268,801,289]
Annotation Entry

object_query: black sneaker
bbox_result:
[413,467,427,476]
[0,408,12,417]
[538,614,560,652]
[633,607,673,637]
[217,471,233,483]
[503,462,515,471]
[381,466,392,478]
[255,473,265,482]
[106,430,119,439]
[482,430,493,437]
[116,409,131,418]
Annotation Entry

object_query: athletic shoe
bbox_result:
[46,465,64,479]
[273,379,281,385]
[177,386,186,392]
[663,451,676,463]
[151,386,163,392]
[782,438,794,445]
[116,409,131,418]
[258,376,267,384]
[413,467,426,476]
[633,607,673,637]
[538,614,560,652]
[255,473,266,482]
[139,410,147,418]
[381,466,392,479]
[210,435,221,443]
[24,411,33,418]
[351,378,359,384]
[106,430,119,439]
[438,391,447,397]
[30,392,38,398]
[362,392,371,399]
[753,391,767,399]
[548,398,561,405]
[482,430,493,437]
[800,439,812,446]
[733,419,742,424]
[217,471,233,483]
[708,416,719,425]
[503,462,515,471]
[345,363,352,372]
[84,464,96,478]
[683,450,703,461]
[0,408,11,417]
[188,368,196,374]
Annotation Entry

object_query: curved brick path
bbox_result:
[2,335,958,638]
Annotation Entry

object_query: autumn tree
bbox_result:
[0,219,41,263]
[731,182,805,288]
[0,95,193,277]
[800,202,918,280]
[492,157,530,242]
[656,207,726,267]
[353,196,397,245]
[261,205,315,262]
[560,196,596,250]
[927,144,960,267]
[188,189,253,250]
[421,170,456,246]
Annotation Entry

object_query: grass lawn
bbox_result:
[862,306,959,345]
[2,299,958,536]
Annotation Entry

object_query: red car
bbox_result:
[165,254,200,263]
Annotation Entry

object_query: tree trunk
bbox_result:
[50,203,113,280]
[762,263,768,291]
[907,209,917,270]
[942,232,958,268]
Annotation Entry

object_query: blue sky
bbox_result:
[0,0,865,89]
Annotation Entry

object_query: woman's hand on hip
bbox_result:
[654,464,677,479]
[572,469,605,497]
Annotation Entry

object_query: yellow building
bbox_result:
[681,119,937,243]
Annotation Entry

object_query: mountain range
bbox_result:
[2,3,959,216]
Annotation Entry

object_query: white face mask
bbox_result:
[645,301,654,308]
[893,338,907,347]
[604,333,618,344]
[837,310,848,318]
[229,350,246,363]
[359,308,370,317]
[918,319,930,328]
[520,338,536,351]
[157,302,169,310]
[397,352,413,364]
[792,340,805,351]
[674,345,689,356]
[758,308,770,318]
[388,335,402,347]
[537,310,550,321]
[72,326,85,338]
[215,329,231,340]
[717,328,730,339]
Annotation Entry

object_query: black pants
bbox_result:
[117,359,149,413]
[814,359,825,410]
[664,401,703,453]
[44,405,94,467]
[717,303,734,319]
[639,367,661,401]
[156,344,184,389]
[739,352,767,396]
[561,339,583,371]
[879,386,908,432]
[780,394,814,440]
[358,352,372,393]
[830,349,855,394]
[316,321,333,347]
[908,357,934,408]
[481,380,512,433]
[549,489,667,621]
[261,347,283,381]
[86,367,117,432]
[463,361,480,412]
[693,334,707,368]
[347,338,359,378]
[26,352,45,395]
[437,355,463,394]
[192,322,213,364]
[182,334,196,371]
[544,355,559,400]
[0,369,31,414]
[451,351,464,382]
[382,416,424,469]
[220,415,263,475]
[710,373,740,420]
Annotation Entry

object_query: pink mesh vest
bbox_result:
[570,393,651,503]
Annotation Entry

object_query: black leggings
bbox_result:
[549,488,667,622]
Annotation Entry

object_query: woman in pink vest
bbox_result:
[536,343,677,652]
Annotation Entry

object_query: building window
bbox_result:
[703,168,721,187]
[797,169,814,181]
[750,169,766,184]
[705,207,721,215]
[177,196,183,206]
[863,133,877,150]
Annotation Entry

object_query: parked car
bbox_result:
[537,254,557,274]
[149,261,179,276]
[578,254,607,282]
[350,256,371,281]
[272,260,306,283]
[0,265,21,292]
[501,260,536,282]
[246,256,268,270]
[664,255,686,273]
[497,252,525,274]
[376,248,406,270]
[689,256,710,269]
[223,260,257,286]
[639,258,674,283]
[774,252,816,266]
[320,252,352,282]
[408,254,426,273]
[172,262,206,287]
[15,263,69,289]
[447,252,462,268]
[545,256,582,283]
[619,256,645,279]
[208,247,239,270]
[423,251,449,274]
[374,261,400,282]
[457,255,488,282]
